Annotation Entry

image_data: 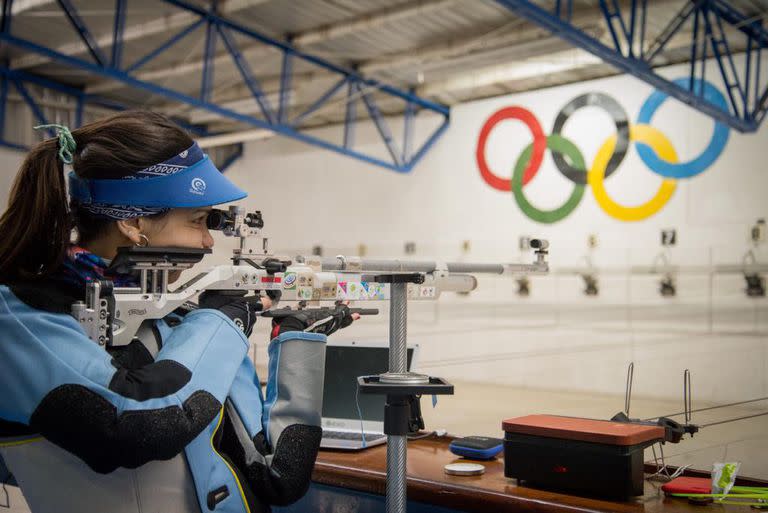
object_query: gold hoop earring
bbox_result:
[136,234,150,248]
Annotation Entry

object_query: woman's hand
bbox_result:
[198,290,263,337]
[265,301,360,338]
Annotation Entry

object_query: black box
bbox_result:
[503,415,664,499]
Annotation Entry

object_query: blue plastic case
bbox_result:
[448,436,503,460]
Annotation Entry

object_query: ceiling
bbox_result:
[3,0,767,136]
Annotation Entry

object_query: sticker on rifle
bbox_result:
[321,282,336,299]
[420,286,436,298]
[370,283,387,300]
[283,272,297,289]
[347,282,361,300]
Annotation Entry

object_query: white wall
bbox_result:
[0,146,26,210]
[222,60,768,405]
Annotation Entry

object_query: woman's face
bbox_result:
[120,207,215,283]
[140,207,215,250]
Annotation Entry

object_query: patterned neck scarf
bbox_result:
[54,245,138,288]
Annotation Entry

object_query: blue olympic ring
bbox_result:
[636,77,730,179]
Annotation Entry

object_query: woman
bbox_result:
[0,111,355,513]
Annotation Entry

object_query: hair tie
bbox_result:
[33,123,76,164]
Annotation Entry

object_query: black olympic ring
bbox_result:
[550,92,630,185]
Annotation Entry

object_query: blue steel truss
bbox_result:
[494,0,768,132]
[0,0,449,172]
[0,67,245,169]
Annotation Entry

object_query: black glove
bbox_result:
[198,290,264,337]
[265,305,354,338]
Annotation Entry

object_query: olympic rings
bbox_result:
[636,78,730,178]
[551,92,630,185]
[474,78,729,223]
[512,135,586,224]
[589,125,677,222]
[476,106,546,191]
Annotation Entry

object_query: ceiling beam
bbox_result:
[148,5,600,117]
[85,0,460,95]
[166,16,600,123]
[183,32,579,123]
[10,0,270,70]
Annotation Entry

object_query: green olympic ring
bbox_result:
[511,134,586,224]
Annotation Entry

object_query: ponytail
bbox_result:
[0,111,193,284]
[0,139,72,283]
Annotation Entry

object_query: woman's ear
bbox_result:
[116,218,142,245]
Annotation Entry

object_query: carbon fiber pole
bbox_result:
[386,435,407,513]
[388,282,407,374]
[386,281,408,513]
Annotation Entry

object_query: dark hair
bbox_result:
[0,110,194,283]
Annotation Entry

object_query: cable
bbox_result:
[407,431,436,441]
[354,382,367,449]
[699,411,768,428]
[644,396,768,421]
[0,468,11,509]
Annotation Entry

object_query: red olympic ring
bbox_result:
[475,106,546,192]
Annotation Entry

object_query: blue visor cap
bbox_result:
[69,154,247,208]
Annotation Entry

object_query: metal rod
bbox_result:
[599,0,623,55]
[278,50,292,123]
[358,81,403,168]
[111,0,126,69]
[125,19,205,74]
[389,282,407,374]
[639,0,646,59]
[11,78,50,129]
[644,396,768,421]
[343,79,356,149]
[291,77,347,127]
[57,0,107,66]
[318,257,544,275]
[386,436,407,513]
[628,0,637,58]
[700,411,768,428]
[404,116,450,173]
[201,13,216,103]
[684,369,692,424]
[217,24,276,124]
[386,281,407,513]
[1,0,13,35]
[402,96,415,164]
[624,361,634,416]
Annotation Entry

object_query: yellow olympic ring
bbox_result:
[588,124,677,222]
